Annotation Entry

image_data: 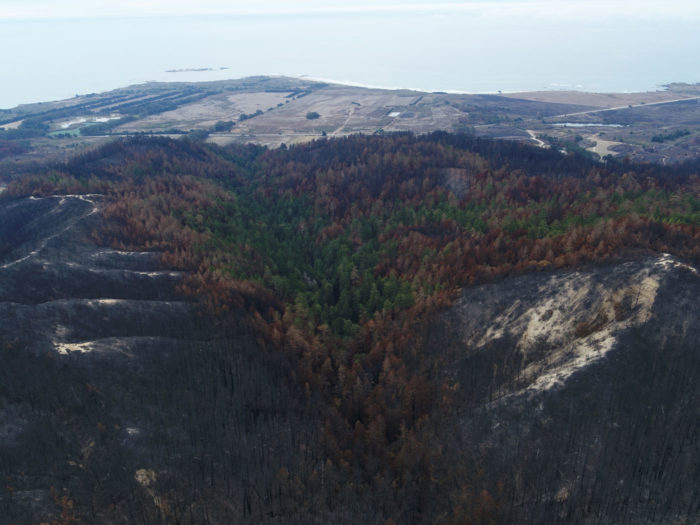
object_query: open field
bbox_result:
[116,91,294,132]
[503,88,699,109]
[2,76,700,171]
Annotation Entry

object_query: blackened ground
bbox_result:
[433,255,700,524]
[0,195,324,524]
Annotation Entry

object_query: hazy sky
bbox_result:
[2,0,699,107]
[3,0,700,20]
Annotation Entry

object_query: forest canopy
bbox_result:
[5,131,700,522]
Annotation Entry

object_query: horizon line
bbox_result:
[3,1,700,22]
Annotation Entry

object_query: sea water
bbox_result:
[1,10,699,109]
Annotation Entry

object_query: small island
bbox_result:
[165,67,229,73]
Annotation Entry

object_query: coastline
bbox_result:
[1,73,690,111]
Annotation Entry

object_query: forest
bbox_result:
[3,132,700,523]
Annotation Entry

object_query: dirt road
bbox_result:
[331,106,356,137]
[526,129,547,148]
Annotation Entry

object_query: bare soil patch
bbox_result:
[0,120,23,130]
[586,133,627,157]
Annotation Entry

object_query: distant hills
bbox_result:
[2,77,700,178]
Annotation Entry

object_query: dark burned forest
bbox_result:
[2,132,699,523]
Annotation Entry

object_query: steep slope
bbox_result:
[0,194,193,350]
[0,195,321,524]
[435,255,700,523]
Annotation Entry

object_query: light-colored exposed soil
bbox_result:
[526,129,547,148]
[446,253,699,398]
[586,133,626,157]
[0,120,23,130]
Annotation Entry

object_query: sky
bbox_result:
[2,1,699,108]
[3,0,700,21]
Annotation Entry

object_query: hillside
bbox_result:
[438,254,699,523]
[1,133,699,523]
[0,193,323,524]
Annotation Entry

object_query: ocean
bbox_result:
[2,10,699,109]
